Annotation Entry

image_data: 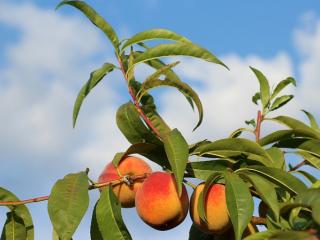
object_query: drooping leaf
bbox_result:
[112,143,169,169]
[129,43,228,73]
[121,28,192,53]
[0,188,34,240]
[269,95,294,111]
[225,171,254,240]
[293,170,317,184]
[198,172,223,222]
[250,67,270,108]
[163,128,189,196]
[239,166,307,195]
[188,224,215,240]
[239,171,280,220]
[56,0,119,50]
[186,160,230,180]
[48,172,89,240]
[1,212,27,240]
[90,187,132,240]
[73,63,115,127]
[275,139,320,158]
[295,151,320,170]
[265,147,285,170]
[302,110,319,130]
[196,138,273,166]
[139,71,203,131]
[243,230,314,240]
[259,129,319,146]
[271,77,296,100]
[116,102,161,145]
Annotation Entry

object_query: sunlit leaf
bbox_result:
[186,160,230,180]
[57,0,119,50]
[269,95,294,111]
[48,172,89,240]
[73,63,115,127]
[302,110,319,130]
[1,211,27,240]
[250,67,270,108]
[271,77,296,100]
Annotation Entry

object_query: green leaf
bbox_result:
[259,129,319,146]
[196,138,273,166]
[271,77,296,100]
[139,67,203,131]
[56,1,119,50]
[121,28,192,53]
[0,188,34,240]
[295,151,320,170]
[275,139,320,158]
[163,128,189,196]
[1,212,27,240]
[238,166,307,195]
[250,67,270,108]
[245,119,256,128]
[252,92,261,105]
[239,171,280,220]
[265,147,285,170]
[91,187,132,240]
[229,128,249,138]
[129,43,228,73]
[293,170,317,184]
[112,143,169,169]
[269,95,294,111]
[198,172,223,222]
[243,230,314,240]
[188,224,215,240]
[116,102,161,145]
[73,63,115,127]
[302,110,319,129]
[186,160,230,180]
[48,172,89,240]
[52,230,60,240]
[225,171,254,240]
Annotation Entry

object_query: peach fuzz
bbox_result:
[135,172,189,230]
[190,183,231,234]
[98,156,152,208]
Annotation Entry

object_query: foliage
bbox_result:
[0,1,319,240]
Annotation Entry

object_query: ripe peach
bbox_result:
[98,156,152,208]
[135,172,189,230]
[190,183,231,234]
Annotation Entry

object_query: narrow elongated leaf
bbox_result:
[163,128,189,196]
[48,172,89,240]
[243,230,314,240]
[269,95,294,111]
[73,63,115,127]
[259,129,319,146]
[271,77,296,100]
[0,188,34,240]
[275,139,320,158]
[250,67,270,108]
[52,230,60,240]
[91,187,132,240]
[57,1,119,49]
[302,110,319,129]
[239,171,280,220]
[266,147,285,170]
[196,138,273,166]
[293,170,317,184]
[129,43,228,73]
[186,160,230,180]
[121,28,192,53]
[225,171,254,240]
[1,212,27,240]
[139,74,203,131]
[116,102,161,145]
[198,172,223,222]
[239,166,307,195]
[112,143,169,169]
[295,151,320,169]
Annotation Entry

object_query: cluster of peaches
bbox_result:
[98,156,233,237]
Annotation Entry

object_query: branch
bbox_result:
[251,216,267,225]
[0,173,150,207]
[289,160,307,172]
[254,110,263,142]
[117,57,162,139]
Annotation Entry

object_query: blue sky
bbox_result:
[0,0,320,239]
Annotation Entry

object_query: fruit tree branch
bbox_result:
[289,160,307,172]
[251,216,267,225]
[254,110,263,142]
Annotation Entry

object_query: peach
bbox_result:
[190,183,231,234]
[135,172,189,230]
[98,156,152,208]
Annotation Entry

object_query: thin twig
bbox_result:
[289,160,307,172]
[254,110,263,142]
[251,216,267,225]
